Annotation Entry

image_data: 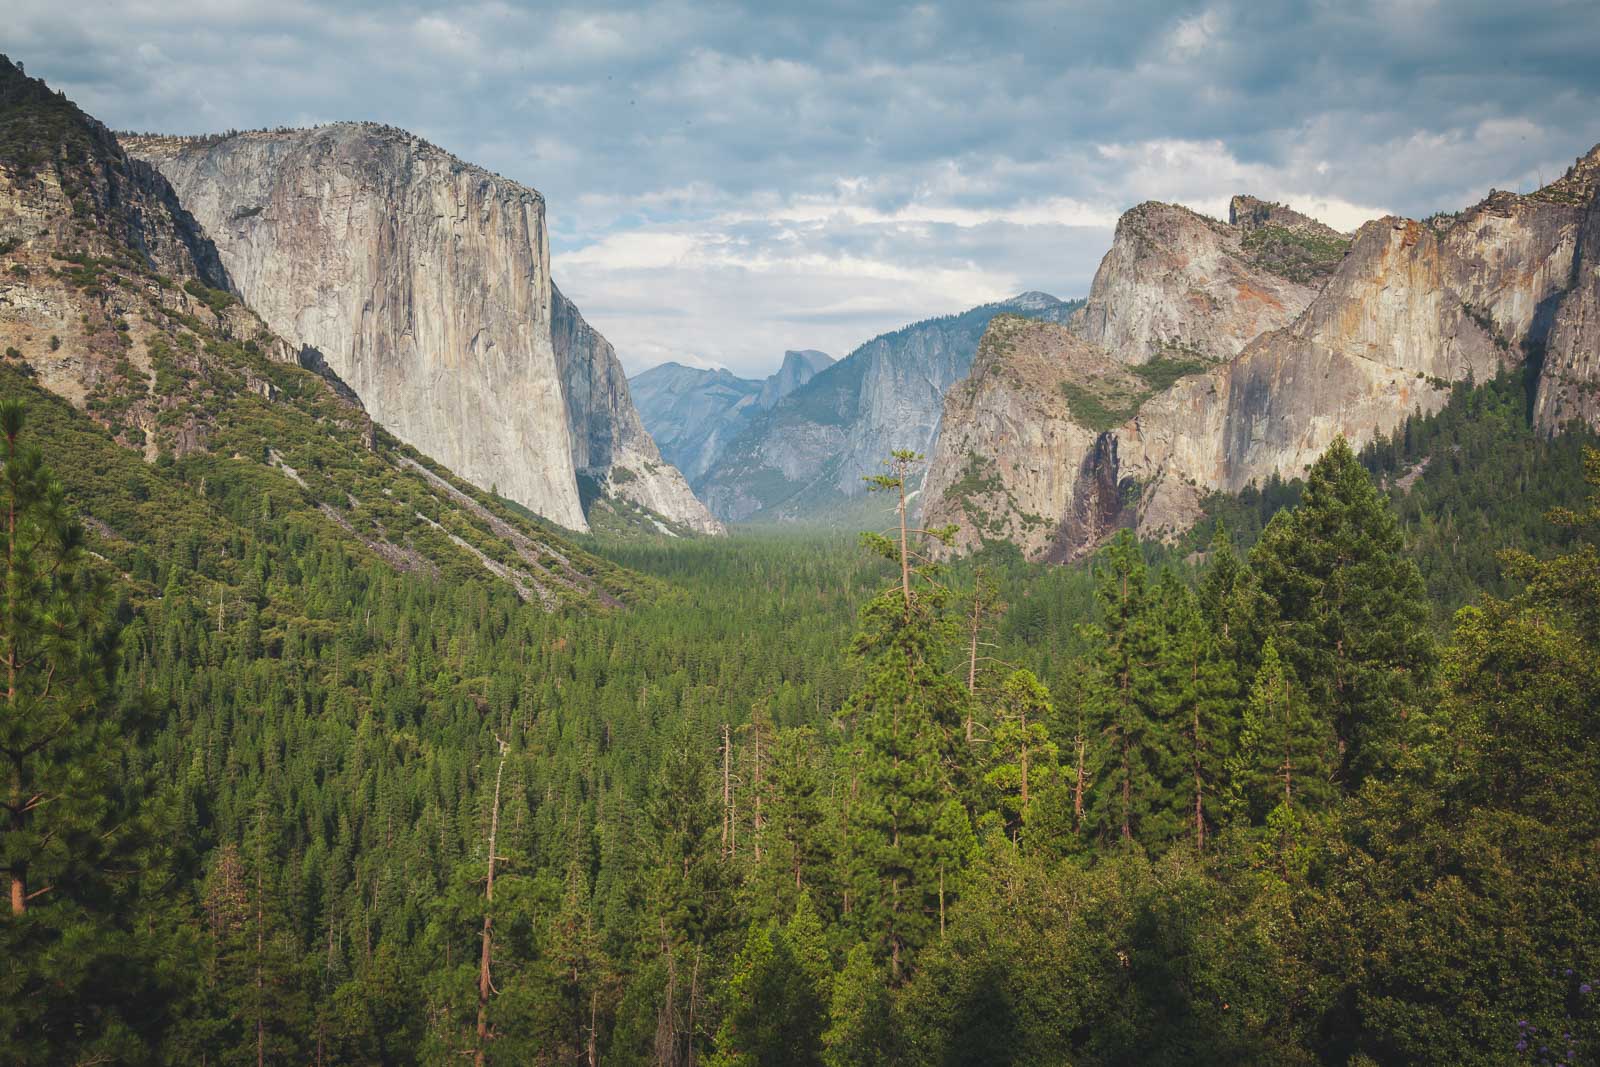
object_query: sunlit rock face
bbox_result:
[126,123,720,535]
[922,150,1600,561]
[695,293,1080,524]
[630,349,834,485]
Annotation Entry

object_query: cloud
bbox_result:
[9,0,1600,376]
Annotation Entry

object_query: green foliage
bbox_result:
[0,401,181,1065]
[1060,379,1139,431]
[1130,352,1212,392]
[1250,437,1434,785]
[182,276,236,314]
[6,304,1599,1067]
[1240,223,1351,283]
[0,53,116,177]
[1061,353,1212,431]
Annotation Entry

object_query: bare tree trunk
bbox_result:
[1073,735,1087,834]
[476,737,511,1067]
[6,451,23,917]
[257,831,265,1067]
[1120,731,1132,843]
[587,989,600,1067]
[720,723,732,861]
[752,724,763,864]
[1194,701,1205,852]
[1283,679,1293,808]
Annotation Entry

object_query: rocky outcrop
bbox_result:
[923,158,1600,561]
[1069,202,1326,363]
[919,316,1135,559]
[0,56,227,288]
[630,349,833,484]
[697,293,1082,523]
[551,285,723,533]
[1534,149,1600,431]
[0,55,637,608]
[757,349,834,409]
[123,123,717,535]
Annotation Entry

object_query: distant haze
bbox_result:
[14,1,1600,376]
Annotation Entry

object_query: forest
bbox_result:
[4,357,1600,1066]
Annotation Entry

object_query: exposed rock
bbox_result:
[124,123,717,535]
[757,349,834,409]
[923,162,1600,561]
[1534,147,1600,431]
[697,293,1083,523]
[0,56,636,608]
[552,285,724,534]
[1069,202,1322,363]
[919,316,1135,558]
[0,55,227,287]
[629,348,833,485]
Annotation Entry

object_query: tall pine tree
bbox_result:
[1250,437,1434,785]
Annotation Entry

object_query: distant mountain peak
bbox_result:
[1228,195,1349,239]
[1003,291,1064,310]
[759,349,834,409]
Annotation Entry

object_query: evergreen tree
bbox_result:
[709,893,829,1067]
[845,451,969,980]
[0,400,176,1064]
[1166,572,1242,851]
[1251,437,1434,785]
[982,668,1059,843]
[1082,531,1174,847]
[821,943,898,1067]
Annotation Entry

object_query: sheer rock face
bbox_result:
[757,349,834,409]
[1069,202,1322,363]
[1535,149,1600,431]
[919,317,1127,559]
[124,124,718,535]
[552,286,724,533]
[697,292,1080,523]
[924,157,1600,561]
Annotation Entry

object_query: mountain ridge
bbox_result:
[692,291,1085,523]
[921,147,1600,561]
[630,348,835,482]
[0,55,644,608]
[122,122,723,537]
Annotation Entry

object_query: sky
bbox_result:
[12,1,1600,378]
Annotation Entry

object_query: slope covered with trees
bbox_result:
[4,49,1599,1067]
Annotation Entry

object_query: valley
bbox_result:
[3,32,1600,1067]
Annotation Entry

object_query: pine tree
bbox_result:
[845,451,969,980]
[983,669,1059,843]
[1082,531,1173,847]
[1225,640,1336,829]
[1165,575,1241,852]
[709,893,829,1067]
[0,400,174,1064]
[1250,437,1434,785]
[821,943,898,1067]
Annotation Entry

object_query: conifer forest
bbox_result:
[5,9,1600,1065]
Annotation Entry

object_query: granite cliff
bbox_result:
[123,124,720,535]
[696,292,1082,523]
[0,55,639,608]
[923,149,1600,560]
[629,348,833,483]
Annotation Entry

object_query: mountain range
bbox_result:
[7,47,1600,569]
[921,160,1600,559]
[120,123,722,537]
[663,291,1084,522]
[629,348,834,482]
[0,55,650,608]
